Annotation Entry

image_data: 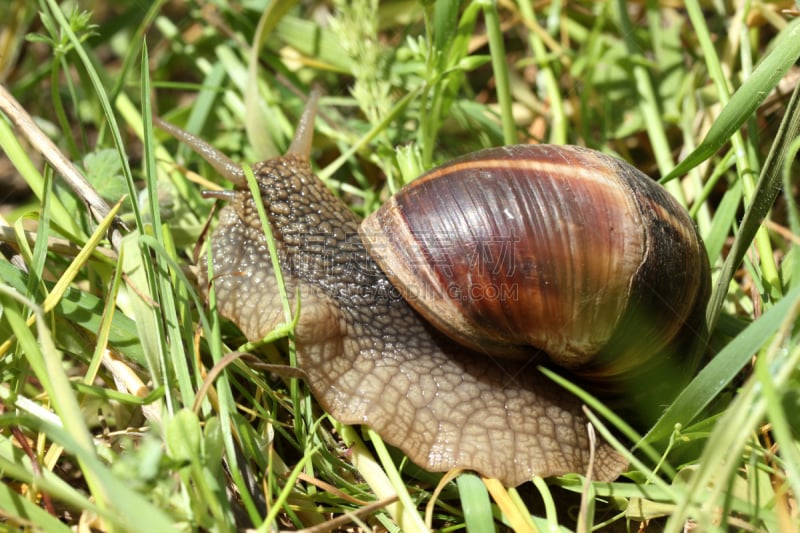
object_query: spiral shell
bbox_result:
[361,144,710,384]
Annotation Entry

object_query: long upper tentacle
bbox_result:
[286,90,320,158]
[153,116,246,186]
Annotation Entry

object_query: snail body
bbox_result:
[156,95,709,487]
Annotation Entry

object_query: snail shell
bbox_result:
[361,145,710,385]
[156,98,709,487]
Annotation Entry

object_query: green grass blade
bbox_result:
[0,261,145,365]
[481,0,515,145]
[664,17,800,181]
[706,78,800,330]
[20,415,176,532]
[457,473,495,532]
[0,106,81,237]
[0,474,74,532]
[646,285,800,443]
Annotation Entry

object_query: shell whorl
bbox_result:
[361,145,709,384]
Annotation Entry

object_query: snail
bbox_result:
[155,93,710,487]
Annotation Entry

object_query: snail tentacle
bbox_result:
[153,115,246,186]
[286,90,320,158]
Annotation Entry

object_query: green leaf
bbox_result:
[204,417,224,474]
[82,148,128,202]
[166,409,203,464]
[457,473,495,533]
[0,261,145,366]
[433,0,461,64]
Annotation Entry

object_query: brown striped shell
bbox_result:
[361,145,710,385]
